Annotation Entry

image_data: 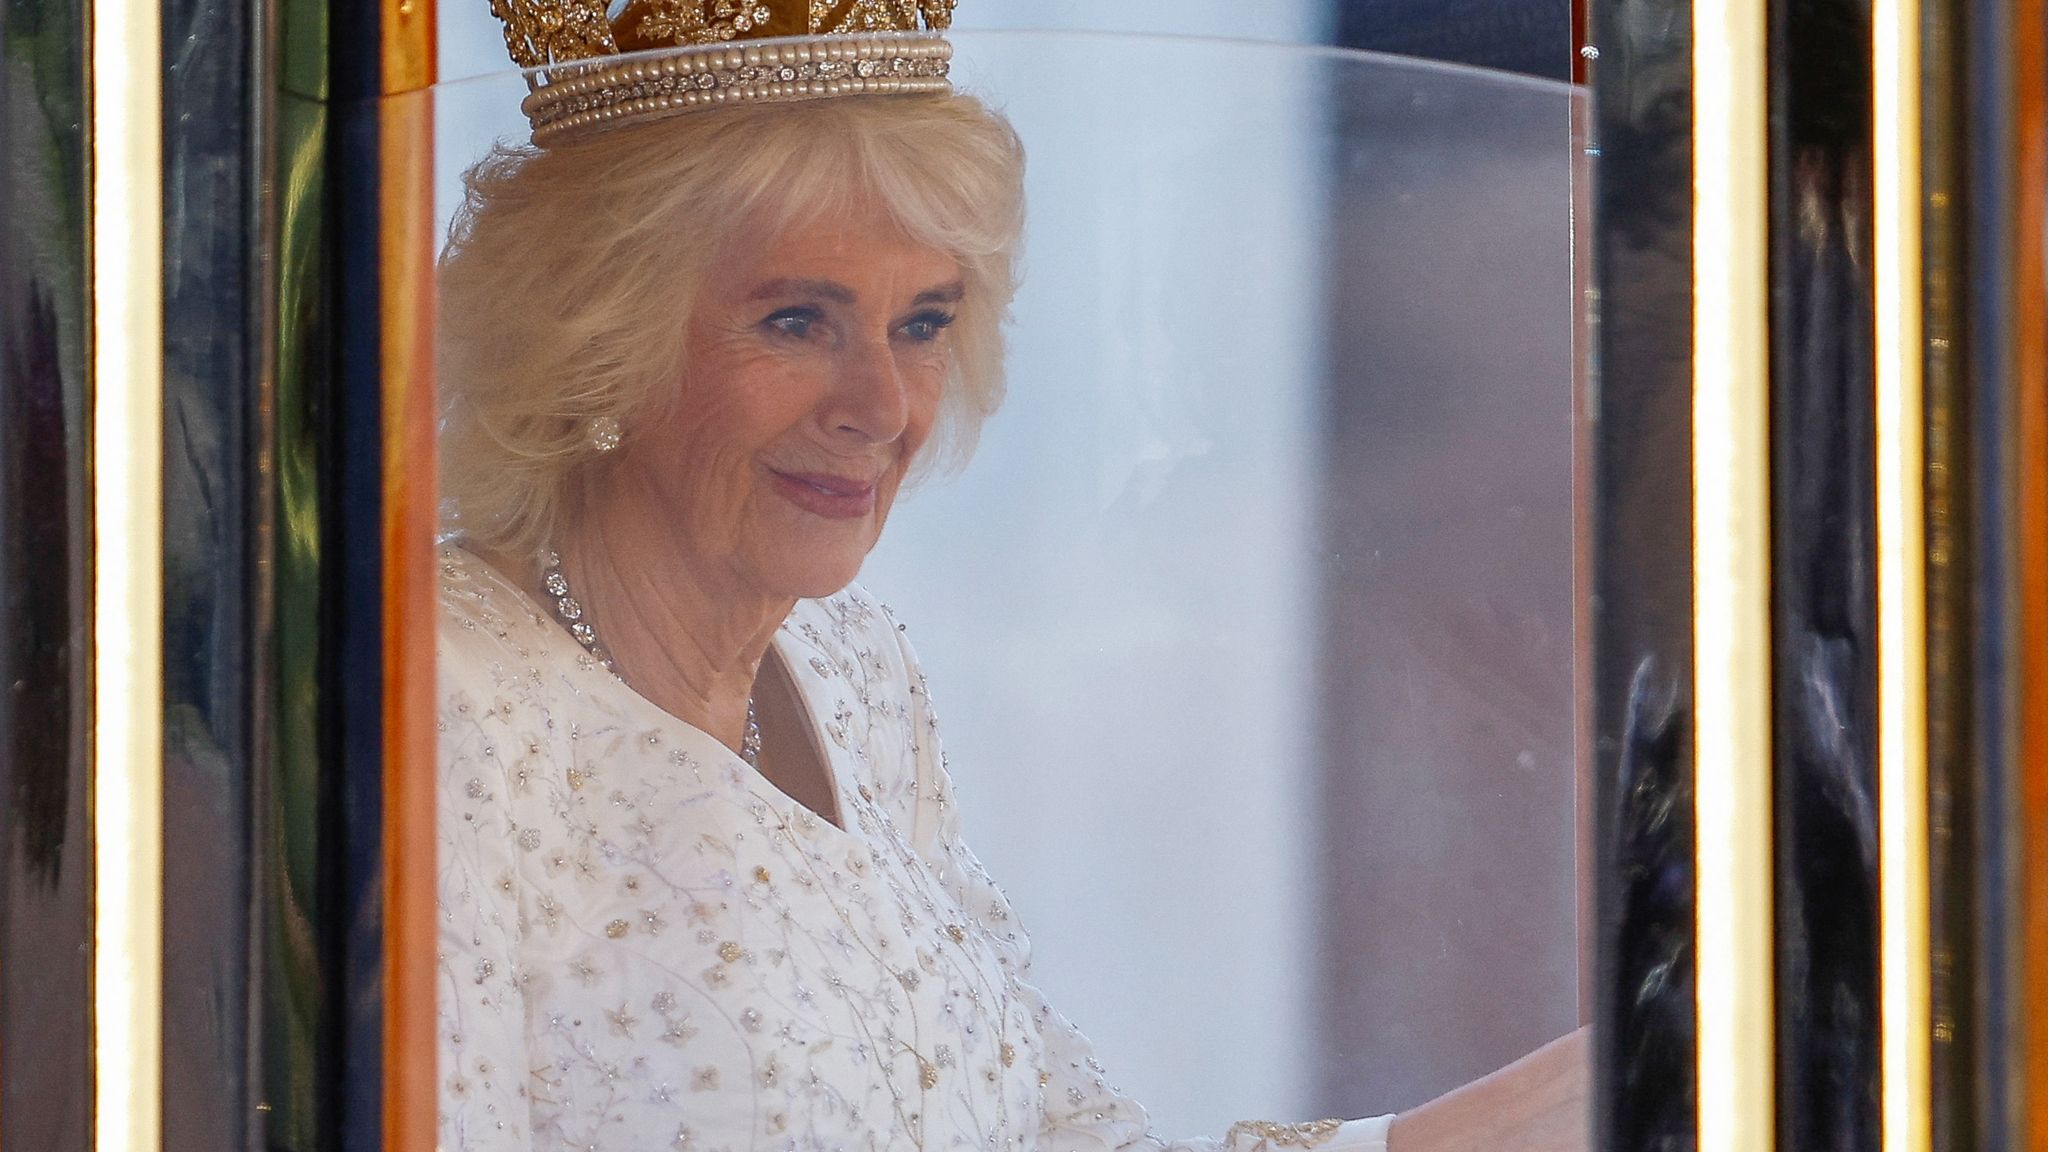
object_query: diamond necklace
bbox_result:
[540,549,763,768]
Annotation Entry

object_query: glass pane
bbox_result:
[418,30,1579,1145]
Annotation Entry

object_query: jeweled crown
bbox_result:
[492,0,958,143]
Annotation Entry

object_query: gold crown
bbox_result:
[493,0,958,143]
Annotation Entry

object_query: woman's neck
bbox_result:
[545,490,795,760]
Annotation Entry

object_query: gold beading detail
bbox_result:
[492,0,955,68]
[487,0,959,142]
[1223,1119,1346,1150]
[520,34,951,145]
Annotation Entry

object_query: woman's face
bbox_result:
[621,204,961,600]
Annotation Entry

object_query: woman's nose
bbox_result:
[826,334,911,443]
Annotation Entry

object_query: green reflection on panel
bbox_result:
[263,87,332,1152]
[4,4,89,307]
[264,0,336,1133]
[278,0,330,102]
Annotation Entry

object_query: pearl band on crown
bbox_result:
[524,33,952,145]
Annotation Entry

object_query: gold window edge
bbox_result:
[90,0,167,1144]
[1874,0,1934,1148]
[1691,2,1778,1150]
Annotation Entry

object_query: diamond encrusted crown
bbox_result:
[492,0,958,143]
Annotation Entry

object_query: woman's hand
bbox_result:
[1386,1027,1590,1152]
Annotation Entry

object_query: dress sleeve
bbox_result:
[887,619,1395,1152]
[436,624,536,1152]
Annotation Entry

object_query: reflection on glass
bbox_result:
[428,12,1584,1152]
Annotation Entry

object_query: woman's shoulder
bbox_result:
[782,581,922,691]
[437,544,554,658]
[434,543,571,729]
[783,582,950,839]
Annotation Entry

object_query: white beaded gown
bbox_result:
[435,546,1392,1152]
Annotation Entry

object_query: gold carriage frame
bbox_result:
[6,0,2044,1148]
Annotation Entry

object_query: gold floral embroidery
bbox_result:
[1224,1119,1346,1150]
[437,546,1053,1149]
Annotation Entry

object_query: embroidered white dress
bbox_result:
[435,546,1392,1152]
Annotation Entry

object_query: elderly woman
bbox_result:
[436,12,1585,1152]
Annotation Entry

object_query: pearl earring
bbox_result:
[588,415,621,453]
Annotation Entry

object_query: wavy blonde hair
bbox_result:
[436,91,1026,558]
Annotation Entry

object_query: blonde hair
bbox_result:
[436,91,1026,558]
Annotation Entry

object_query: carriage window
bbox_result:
[422,22,1582,1148]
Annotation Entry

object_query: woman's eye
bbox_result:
[764,307,822,339]
[899,311,957,343]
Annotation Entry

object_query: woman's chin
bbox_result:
[746,511,881,600]
[787,571,862,601]
[754,549,870,603]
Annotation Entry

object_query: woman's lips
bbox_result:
[767,468,877,520]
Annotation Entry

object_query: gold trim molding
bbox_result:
[1874,0,1934,1148]
[90,0,166,1142]
[1690,1,1777,1149]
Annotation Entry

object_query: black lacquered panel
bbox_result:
[1588,1,1699,1148]
[162,0,263,1139]
[1763,0,1882,1145]
[330,89,391,1152]
[0,0,96,1147]
[1954,1,2045,1145]
[1926,0,2043,1146]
